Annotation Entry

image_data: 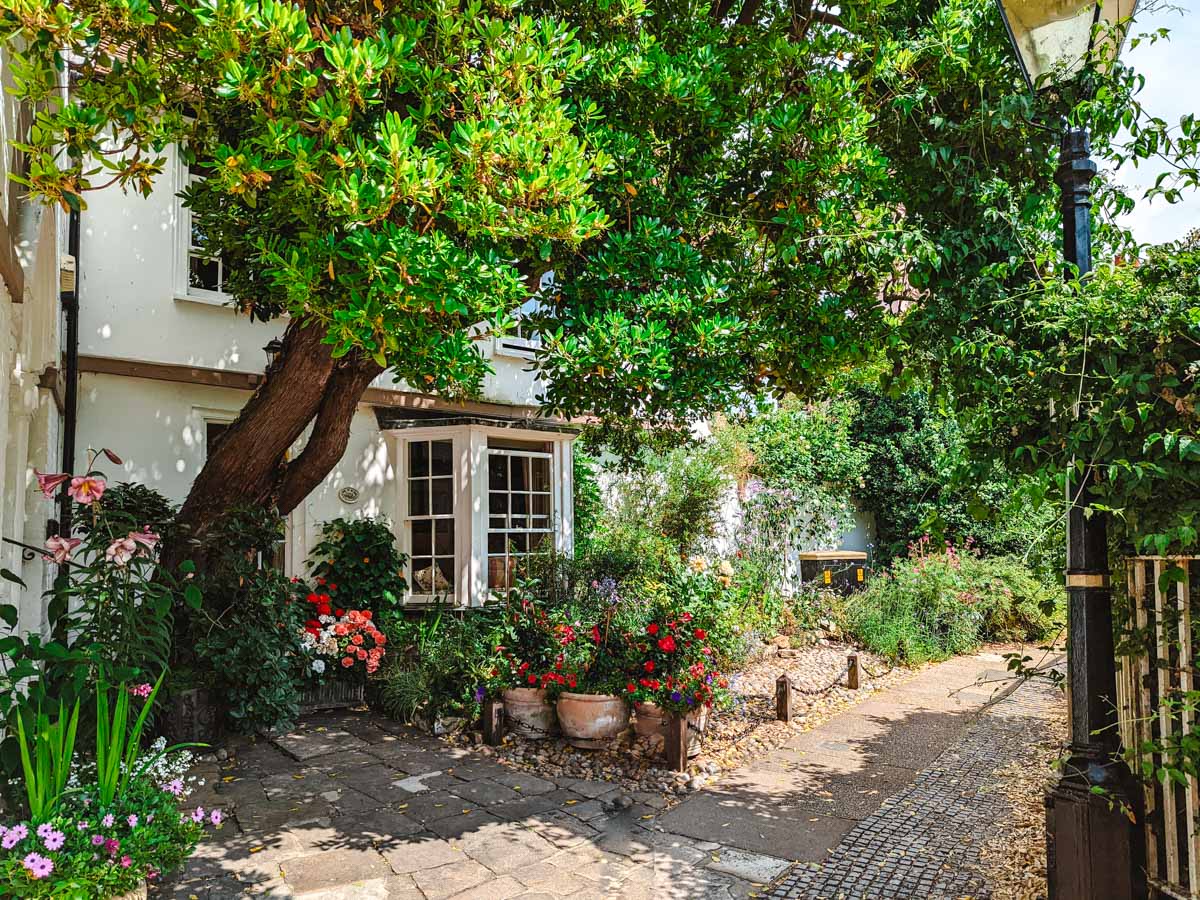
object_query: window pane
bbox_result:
[509,533,529,553]
[435,557,455,588]
[531,494,550,517]
[488,533,505,554]
[409,441,429,478]
[488,556,510,590]
[529,532,550,551]
[511,456,529,491]
[412,520,433,557]
[189,255,221,292]
[489,516,506,530]
[431,477,453,515]
[411,557,433,592]
[431,440,453,477]
[409,478,429,516]
[511,494,528,515]
[435,519,454,555]
[489,492,508,515]
[532,458,551,492]
[488,453,508,489]
[531,516,550,531]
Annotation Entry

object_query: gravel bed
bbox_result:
[444,639,910,806]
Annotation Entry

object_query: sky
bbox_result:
[1116,1,1198,244]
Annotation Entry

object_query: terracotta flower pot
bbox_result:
[556,692,630,749]
[633,701,709,757]
[502,687,559,739]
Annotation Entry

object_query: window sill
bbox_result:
[174,293,233,308]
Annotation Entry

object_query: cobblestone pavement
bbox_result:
[766,669,1063,900]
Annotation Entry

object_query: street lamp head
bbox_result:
[263,338,284,367]
[995,0,1139,92]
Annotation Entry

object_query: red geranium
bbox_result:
[646,623,659,636]
[643,660,655,673]
[657,636,677,653]
[694,628,707,640]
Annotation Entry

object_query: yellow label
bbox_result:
[823,570,831,585]
[856,568,864,582]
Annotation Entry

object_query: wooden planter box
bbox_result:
[160,688,223,745]
[300,681,366,713]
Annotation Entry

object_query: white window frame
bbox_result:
[173,150,231,306]
[390,423,575,607]
[486,447,555,592]
[492,296,545,360]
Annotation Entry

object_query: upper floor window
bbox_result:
[493,289,549,360]
[176,156,231,302]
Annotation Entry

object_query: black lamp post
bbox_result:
[992,0,1144,897]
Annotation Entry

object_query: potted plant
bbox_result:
[627,565,731,756]
[489,587,564,738]
[552,591,636,749]
[297,584,387,711]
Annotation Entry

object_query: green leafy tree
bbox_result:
[3,0,1191,570]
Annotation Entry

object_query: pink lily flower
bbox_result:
[105,537,138,566]
[129,529,161,556]
[33,470,70,499]
[67,475,106,505]
[43,535,81,564]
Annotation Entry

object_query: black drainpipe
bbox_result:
[58,207,80,537]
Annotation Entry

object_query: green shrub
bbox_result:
[845,540,1058,664]
[193,507,306,733]
[375,606,504,723]
[307,517,408,615]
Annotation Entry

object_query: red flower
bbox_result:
[694,628,707,640]
[351,634,364,646]
[341,657,354,668]
[649,679,660,690]
[657,636,677,653]
[643,661,655,673]
[335,608,345,617]
[626,683,637,693]
[316,603,332,617]
[646,624,659,636]
[318,578,326,586]
[681,612,693,622]
[567,677,577,689]
[306,593,319,604]
[590,625,601,643]
[528,674,538,685]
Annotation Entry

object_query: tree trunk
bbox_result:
[161,317,377,573]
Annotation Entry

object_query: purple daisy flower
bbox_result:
[127,814,139,829]
[35,823,54,839]
[42,830,65,851]
[91,834,105,847]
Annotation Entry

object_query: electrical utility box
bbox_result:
[798,550,870,595]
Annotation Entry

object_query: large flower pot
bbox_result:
[556,692,630,749]
[503,687,558,739]
[633,701,708,757]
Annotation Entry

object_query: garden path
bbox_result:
[153,649,1054,899]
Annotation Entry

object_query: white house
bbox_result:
[70,143,578,608]
[0,44,70,636]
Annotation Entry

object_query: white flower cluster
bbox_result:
[298,614,341,658]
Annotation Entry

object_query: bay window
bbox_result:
[389,420,576,607]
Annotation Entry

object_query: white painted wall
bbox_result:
[78,144,547,407]
[0,44,63,634]
[75,372,397,572]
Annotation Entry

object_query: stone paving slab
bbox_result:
[151,651,1037,899]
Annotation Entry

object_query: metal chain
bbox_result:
[858,659,895,679]
[783,660,852,697]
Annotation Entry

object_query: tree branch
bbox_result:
[276,353,384,515]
